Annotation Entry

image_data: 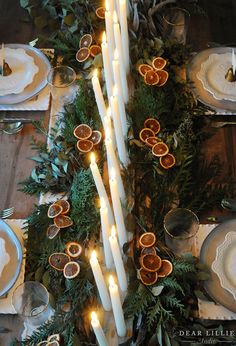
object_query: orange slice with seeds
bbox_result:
[54,215,73,228]
[156,70,169,87]
[79,34,93,48]
[141,246,157,256]
[144,70,159,85]
[140,254,162,272]
[152,142,169,157]
[89,130,102,145]
[144,118,161,134]
[63,261,80,279]
[157,259,173,277]
[74,124,92,140]
[48,204,63,218]
[90,45,101,57]
[95,7,106,19]
[76,47,90,62]
[160,153,176,169]
[54,200,70,215]
[65,241,83,259]
[152,57,167,70]
[139,232,156,248]
[139,128,155,143]
[138,64,153,77]
[145,136,161,147]
[139,268,158,286]
[47,224,60,239]
[77,139,93,153]
[49,253,70,271]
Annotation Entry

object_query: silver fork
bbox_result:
[0,207,14,219]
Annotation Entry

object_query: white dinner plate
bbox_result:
[212,232,236,299]
[0,48,38,96]
[197,53,236,102]
[0,219,23,297]
[0,44,51,105]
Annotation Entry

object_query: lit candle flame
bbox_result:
[105,0,110,12]
[100,197,106,209]
[109,275,116,287]
[111,225,116,237]
[113,11,118,23]
[93,68,98,79]
[91,311,98,322]
[114,48,119,60]
[90,152,96,164]
[102,32,107,45]
[91,250,97,261]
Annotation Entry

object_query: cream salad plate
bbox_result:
[0,47,39,96]
[197,52,236,102]
[212,232,236,299]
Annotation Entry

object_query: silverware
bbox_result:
[0,118,34,123]
[0,207,14,219]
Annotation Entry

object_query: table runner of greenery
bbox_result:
[12,0,235,345]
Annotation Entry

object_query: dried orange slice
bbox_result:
[47,341,59,346]
[47,334,60,343]
[140,254,162,272]
[47,225,60,239]
[77,139,93,153]
[89,130,102,145]
[156,70,169,87]
[141,246,157,256]
[90,45,101,57]
[144,118,161,134]
[145,136,161,147]
[37,342,48,346]
[139,128,155,143]
[152,142,169,157]
[48,204,63,218]
[138,64,153,77]
[139,268,158,285]
[54,200,70,215]
[152,57,167,70]
[49,253,70,271]
[54,215,73,228]
[95,7,106,19]
[139,232,156,248]
[76,47,90,62]
[157,259,173,277]
[63,261,80,279]
[139,268,158,286]
[160,153,176,169]
[144,70,159,85]
[65,241,83,259]
[79,34,93,48]
[74,124,92,140]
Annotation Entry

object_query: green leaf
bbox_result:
[164,331,171,346]
[20,0,29,8]
[31,168,39,182]
[83,59,93,69]
[34,267,44,282]
[152,285,164,296]
[42,271,50,288]
[156,323,162,346]
[31,156,44,163]
[34,16,48,29]
[92,53,103,68]
[64,13,75,26]
[63,161,69,173]
[129,139,145,147]
[196,272,211,281]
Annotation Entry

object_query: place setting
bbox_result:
[0,42,51,134]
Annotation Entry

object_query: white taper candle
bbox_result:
[120,0,130,73]
[105,4,115,68]
[109,226,128,292]
[109,168,127,247]
[90,251,111,311]
[100,197,113,269]
[91,312,108,346]
[101,32,113,100]
[92,69,106,125]
[109,275,126,337]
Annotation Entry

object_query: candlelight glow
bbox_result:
[113,10,118,23]
[111,225,116,237]
[114,48,119,60]
[102,32,107,44]
[105,0,110,11]
[91,250,97,261]
[91,311,98,322]
[110,167,116,180]
[100,197,106,209]
[109,275,116,287]
[93,69,98,78]
[90,152,96,164]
